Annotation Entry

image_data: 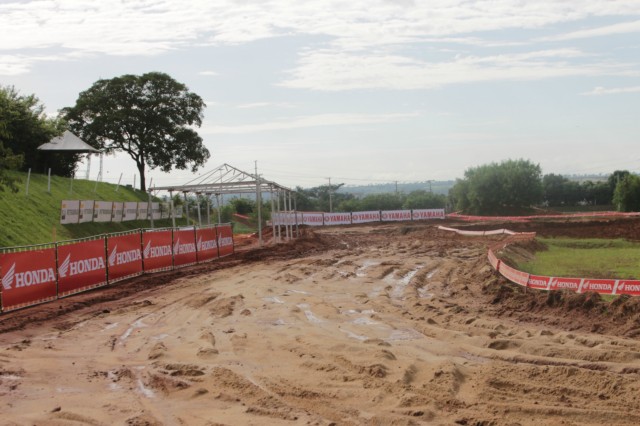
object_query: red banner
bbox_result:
[196,227,218,263]
[527,275,551,290]
[487,250,500,270]
[173,228,197,268]
[615,280,640,296]
[57,239,107,297]
[142,230,173,273]
[499,262,529,287]
[217,224,234,257]
[1,249,57,311]
[579,278,615,295]
[548,277,582,292]
[107,233,143,283]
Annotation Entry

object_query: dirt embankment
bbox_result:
[1,221,640,425]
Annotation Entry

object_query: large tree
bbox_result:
[0,86,72,177]
[62,72,210,191]
[450,159,543,215]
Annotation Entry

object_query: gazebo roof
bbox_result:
[38,130,100,153]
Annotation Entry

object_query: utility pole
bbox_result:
[395,180,398,195]
[326,177,333,213]
[427,180,433,193]
[255,160,263,247]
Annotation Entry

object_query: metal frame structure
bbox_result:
[152,163,298,246]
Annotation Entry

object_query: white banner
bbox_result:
[60,200,80,224]
[323,212,351,225]
[351,210,380,224]
[279,212,298,225]
[161,202,170,219]
[381,210,411,222]
[123,202,138,221]
[301,213,323,226]
[151,202,161,220]
[412,209,445,220]
[78,200,94,223]
[137,202,149,220]
[111,202,123,222]
[93,201,113,222]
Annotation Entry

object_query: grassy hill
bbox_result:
[0,170,176,247]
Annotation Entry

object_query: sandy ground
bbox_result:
[2,221,640,425]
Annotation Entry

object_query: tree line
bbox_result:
[450,159,639,214]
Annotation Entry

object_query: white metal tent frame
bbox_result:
[152,163,298,245]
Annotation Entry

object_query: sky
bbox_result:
[1,0,639,190]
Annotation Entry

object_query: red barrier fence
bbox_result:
[448,211,640,222]
[0,224,235,313]
[142,229,174,273]
[57,237,107,297]
[440,226,640,298]
[0,245,57,311]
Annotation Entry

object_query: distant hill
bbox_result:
[338,180,454,197]
[0,171,174,247]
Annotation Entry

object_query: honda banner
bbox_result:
[60,200,80,224]
[381,210,411,222]
[142,229,173,273]
[499,262,529,287]
[173,228,197,268]
[1,248,57,311]
[324,213,352,226]
[196,227,219,263]
[579,279,615,295]
[412,209,445,220]
[106,232,143,283]
[352,211,380,224]
[57,239,107,297]
[614,280,640,296]
[217,224,234,257]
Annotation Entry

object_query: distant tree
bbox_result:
[403,190,446,209]
[295,183,352,212]
[358,193,404,211]
[450,159,542,215]
[0,85,73,177]
[542,174,570,206]
[62,72,210,191]
[613,174,640,212]
[609,170,630,194]
[229,198,254,215]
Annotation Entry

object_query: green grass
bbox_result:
[517,237,640,280]
[0,170,174,247]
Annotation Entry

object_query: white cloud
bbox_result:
[202,112,419,134]
[544,19,640,41]
[198,70,218,76]
[280,49,633,91]
[2,0,640,75]
[236,102,296,109]
[582,85,640,95]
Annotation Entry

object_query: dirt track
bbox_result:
[2,220,640,425]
